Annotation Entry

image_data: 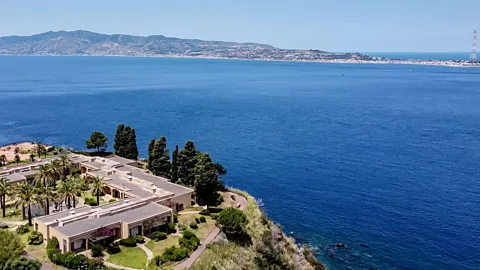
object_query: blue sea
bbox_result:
[1,56,480,270]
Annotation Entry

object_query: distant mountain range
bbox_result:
[0,30,373,61]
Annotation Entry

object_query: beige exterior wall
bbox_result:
[172,192,194,212]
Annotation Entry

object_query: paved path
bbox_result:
[178,210,202,215]
[138,240,155,263]
[173,192,247,269]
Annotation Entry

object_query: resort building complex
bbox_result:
[0,153,194,253]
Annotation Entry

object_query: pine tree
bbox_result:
[194,153,220,207]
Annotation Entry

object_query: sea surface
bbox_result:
[1,56,480,270]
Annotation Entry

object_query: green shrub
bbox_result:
[87,257,105,269]
[84,198,98,206]
[162,246,189,262]
[173,214,178,223]
[28,231,43,245]
[216,207,248,237]
[189,222,198,229]
[152,232,167,241]
[154,255,164,266]
[109,199,116,203]
[199,216,206,223]
[211,213,219,220]
[135,235,145,244]
[195,217,200,224]
[4,256,42,270]
[179,236,200,252]
[68,254,88,269]
[180,230,200,252]
[47,237,59,249]
[91,244,103,257]
[167,222,177,234]
[119,236,137,247]
[183,230,196,240]
[106,242,121,254]
[16,224,30,234]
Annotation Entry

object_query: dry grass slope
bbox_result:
[191,188,327,270]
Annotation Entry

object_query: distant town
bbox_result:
[0,30,478,67]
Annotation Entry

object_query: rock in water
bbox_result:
[336,242,346,248]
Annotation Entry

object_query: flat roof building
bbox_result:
[29,153,194,253]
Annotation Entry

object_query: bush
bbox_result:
[119,236,137,247]
[173,214,178,223]
[216,207,248,236]
[183,230,196,240]
[154,255,164,266]
[106,242,121,254]
[91,244,103,257]
[179,236,200,252]
[211,213,219,220]
[162,246,189,262]
[69,254,88,269]
[87,258,105,269]
[195,217,200,224]
[199,216,206,223]
[47,237,59,249]
[167,222,177,234]
[28,231,43,245]
[189,222,198,229]
[152,232,167,241]
[84,198,98,206]
[4,256,42,270]
[16,224,30,234]
[135,235,145,244]
[109,199,116,203]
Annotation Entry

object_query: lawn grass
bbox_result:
[0,207,25,222]
[107,246,147,269]
[82,193,109,206]
[178,213,216,240]
[17,228,67,269]
[145,234,181,256]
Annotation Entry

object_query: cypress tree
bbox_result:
[171,145,179,183]
[178,141,198,186]
[194,153,221,207]
[149,137,171,177]
[114,124,125,156]
[114,124,139,160]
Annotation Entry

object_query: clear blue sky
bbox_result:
[0,0,478,52]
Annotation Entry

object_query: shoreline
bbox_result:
[1,54,478,68]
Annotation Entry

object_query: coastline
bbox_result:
[1,53,478,68]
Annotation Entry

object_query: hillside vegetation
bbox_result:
[0,30,372,61]
[191,189,327,270]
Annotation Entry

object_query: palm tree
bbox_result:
[35,142,45,158]
[37,186,56,216]
[0,177,9,217]
[90,176,105,206]
[58,153,72,180]
[58,175,82,209]
[35,164,53,215]
[48,160,62,182]
[13,182,39,226]
[0,155,6,166]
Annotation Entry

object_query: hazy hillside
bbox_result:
[0,30,372,61]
